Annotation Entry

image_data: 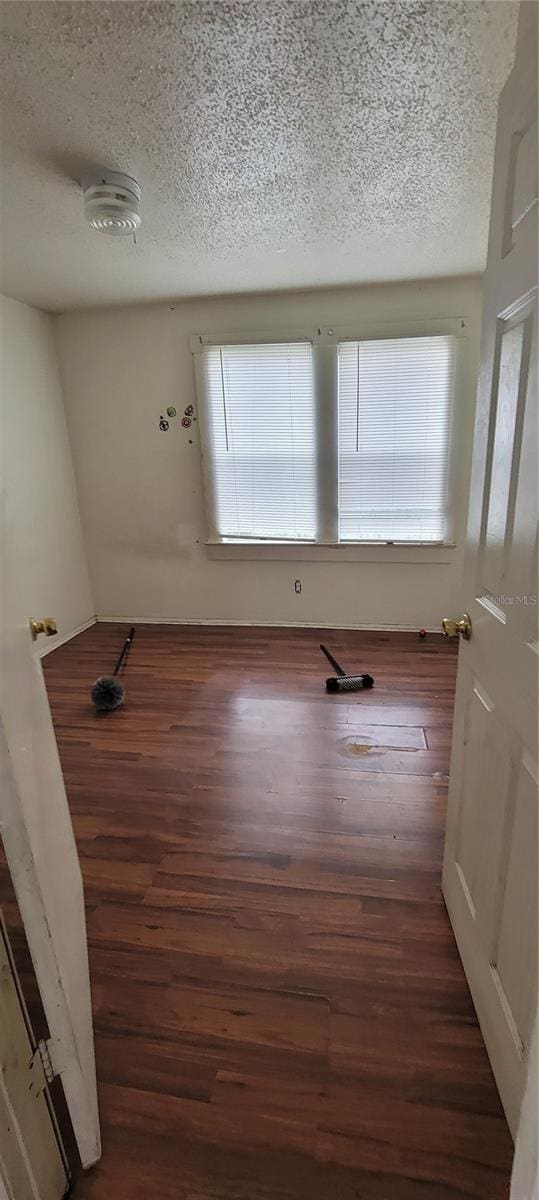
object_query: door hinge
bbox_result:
[35,1038,55,1085]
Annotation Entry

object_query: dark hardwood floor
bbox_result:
[39,624,512,1199]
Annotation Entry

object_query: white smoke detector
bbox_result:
[82,171,141,237]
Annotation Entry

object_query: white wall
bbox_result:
[55,277,482,629]
[0,295,94,647]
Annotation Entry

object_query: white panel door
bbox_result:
[442,2,537,1139]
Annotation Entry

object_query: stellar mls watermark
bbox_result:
[493,594,537,606]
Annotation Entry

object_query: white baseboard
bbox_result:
[38,616,97,658]
[96,615,441,633]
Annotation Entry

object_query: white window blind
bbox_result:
[338,335,456,542]
[199,342,317,540]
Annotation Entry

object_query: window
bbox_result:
[198,341,316,540]
[338,336,456,542]
[196,331,457,546]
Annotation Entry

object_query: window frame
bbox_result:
[192,316,468,561]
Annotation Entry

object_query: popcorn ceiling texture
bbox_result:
[0,0,516,311]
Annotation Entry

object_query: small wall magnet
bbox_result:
[181,416,192,429]
[184,404,194,417]
[166,406,177,418]
[159,416,170,431]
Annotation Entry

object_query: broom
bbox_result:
[91,627,135,711]
[320,644,374,693]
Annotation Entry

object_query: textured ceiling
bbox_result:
[0,0,517,312]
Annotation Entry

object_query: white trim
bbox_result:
[205,540,456,563]
[96,616,444,633]
[190,329,313,351]
[190,315,471,352]
[314,344,339,542]
[38,616,96,659]
[193,324,466,552]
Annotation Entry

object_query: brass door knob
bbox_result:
[442,613,472,640]
[30,618,58,642]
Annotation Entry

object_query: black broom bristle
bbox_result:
[91,675,125,712]
[326,673,374,692]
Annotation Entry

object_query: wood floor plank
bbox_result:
[28,624,513,1198]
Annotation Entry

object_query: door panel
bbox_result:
[496,753,537,1050]
[479,300,536,624]
[442,0,537,1139]
[481,316,526,592]
[455,678,513,942]
[505,118,537,252]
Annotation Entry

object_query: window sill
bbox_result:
[205,540,456,563]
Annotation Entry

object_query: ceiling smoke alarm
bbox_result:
[82,170,141,237]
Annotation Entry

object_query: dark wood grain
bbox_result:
[38,625,512,1198]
